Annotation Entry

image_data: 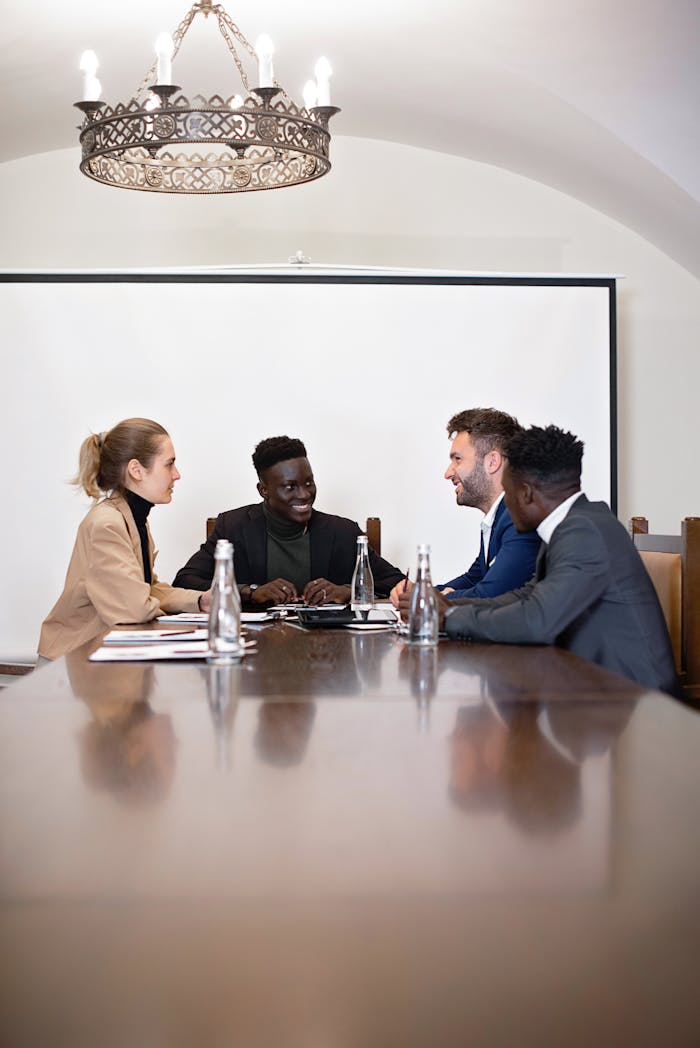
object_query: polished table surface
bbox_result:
[1,622,699,1047]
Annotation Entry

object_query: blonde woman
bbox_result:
[39,418,210,660]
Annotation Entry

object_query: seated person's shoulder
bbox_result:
[550,506,611,560]
[573,499,636,548]
[85,497,127,531]
[558,498,611,534]
[309,509,360,535]
[214,503,262,528]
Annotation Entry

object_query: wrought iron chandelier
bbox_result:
[74,0,340,195]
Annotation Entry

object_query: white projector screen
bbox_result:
[1,271,616,660]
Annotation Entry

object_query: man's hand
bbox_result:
[397,586,412,621]
[435,588,451,630]
[390,578,413,608]
[249,578,299,605]
[398,585,450,625]
[302,579,351,605]
[198,590,212,612]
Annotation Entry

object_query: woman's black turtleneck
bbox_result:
[125,489,154,584]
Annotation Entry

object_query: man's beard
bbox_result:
[456,462,490,508]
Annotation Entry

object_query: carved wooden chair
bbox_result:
[629,516,700,702]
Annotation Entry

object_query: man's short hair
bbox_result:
[506,425,583,495]
[252,435,307,477]
[446,408,521,455]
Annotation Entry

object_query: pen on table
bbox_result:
[162,629,197,637]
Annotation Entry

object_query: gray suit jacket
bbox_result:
[445,494,679,695]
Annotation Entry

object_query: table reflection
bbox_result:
[448,697,635,838]
[67,654,176,807]
[254,701,317,767]
[0,627,674,908]
[204,663,240,770]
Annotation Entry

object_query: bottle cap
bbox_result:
[214,539,233,558]
[416,543,431,555]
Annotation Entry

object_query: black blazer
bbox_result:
[173,503,405,597]
[445,495,679,696]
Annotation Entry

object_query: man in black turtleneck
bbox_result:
[173,436,405,606]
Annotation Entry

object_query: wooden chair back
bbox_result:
[630,516,700,700]
[207,516,382,555]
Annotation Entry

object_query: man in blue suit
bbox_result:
[391,408,540,607]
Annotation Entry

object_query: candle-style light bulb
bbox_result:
[256,34,274,87]
[155,32,174,86]
[303,80,317,111]
[80,50,98,75]
[79,50,100,101]
[314,57,332,107]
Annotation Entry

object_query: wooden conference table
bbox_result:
[1,621,699,1047]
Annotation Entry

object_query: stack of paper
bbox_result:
[103,628,209,644]
[89,629,256,662]
[157,611,281,626]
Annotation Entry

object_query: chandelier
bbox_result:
[74,0,340,195]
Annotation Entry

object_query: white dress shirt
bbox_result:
[536,491,584,545]
[481,491,505,564]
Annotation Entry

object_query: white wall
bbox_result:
[1,135,699,655]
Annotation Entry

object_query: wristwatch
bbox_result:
[246,584,260,601]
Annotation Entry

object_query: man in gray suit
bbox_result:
[439,425,679,696]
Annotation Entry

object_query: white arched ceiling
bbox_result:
[1,0,698,274]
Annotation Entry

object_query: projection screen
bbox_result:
[1,270,616,659]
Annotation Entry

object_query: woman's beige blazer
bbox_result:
[39,493,201,659]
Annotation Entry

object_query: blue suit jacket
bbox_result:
[439,498,541,600]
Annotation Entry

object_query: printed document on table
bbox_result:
[158,612,280,625]
[103,628,209,644]
[89,639,257,662]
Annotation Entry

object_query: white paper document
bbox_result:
[103,628,209,644]
[157,612,280,625]
[89,639,257,662]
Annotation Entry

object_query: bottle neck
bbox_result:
[416,553,432,583]
[214,556,234,587]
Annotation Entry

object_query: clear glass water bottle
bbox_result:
[351,534,375,620]
[207,539,242,662]
[408,543,439,646]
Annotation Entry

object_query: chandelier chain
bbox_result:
[215,6,255,93]
[216,7,291,102]
[129,1,289,104]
